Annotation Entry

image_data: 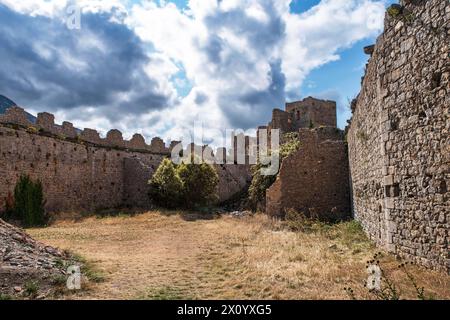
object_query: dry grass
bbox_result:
[28,211,450,300]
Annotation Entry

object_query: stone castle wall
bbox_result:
[123,156,162,208]
[347,0,449,272]
[0,124,166,213]
[266,127,350,220]
[0,0,447,275]
[0,107,251,213]
[216,164,252,201]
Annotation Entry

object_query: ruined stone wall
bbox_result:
[216,164,252,202]
[0,125,166,213]
[269,109,292,133]
[123,156,162,208]
[266,127,350,220]
[0,107,252,212]
[347,0,449,272]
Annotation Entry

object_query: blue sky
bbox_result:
[0,0,397,144]
[290,0,321,13]
[292,0,397,127]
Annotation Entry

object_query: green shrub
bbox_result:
[387,4,402,18]
[149,159,183,208]
[248,164,277,211]
[24,280,39,297]
[177,162,219,208]
[26,126,39,134]
[149,159,219,209]
[279,132,301,159]
[248,133,301,211]
[10,175,47,227]
[0,294,12,300]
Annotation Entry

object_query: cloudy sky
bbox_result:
[0,0,396,146]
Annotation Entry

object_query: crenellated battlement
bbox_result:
[0,106,32,127]
[0,105,257,166]
[0,106,171,154]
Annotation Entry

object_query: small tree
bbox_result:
[177,162,219,208]
[149,158,183,208]
[149,159,219,209]
[11,175,47,227]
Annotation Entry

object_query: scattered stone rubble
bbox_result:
[229,210,253,218]
[0,219,68,298]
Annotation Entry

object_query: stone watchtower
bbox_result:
[286,97,337,129]
[268,97,337,134]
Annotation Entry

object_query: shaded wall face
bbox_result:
[271,109,292,133]
[216,164,252,203]
[123,157,162,208]
[347,0,449,272]
[266,129,350,221]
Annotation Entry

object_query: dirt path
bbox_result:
[29,211,450,300]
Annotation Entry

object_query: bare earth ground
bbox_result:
[28,211,450,300]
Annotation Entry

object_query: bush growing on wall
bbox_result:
[149,159,219,209]
[248,132,301,211]
[8,175,47,227]
[247,165,277,211]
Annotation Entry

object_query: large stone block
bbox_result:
[62,122,77,138]
[0,106,32,127]
[36,112,56,132]
[80,128,101,144]
[106,129,125,148]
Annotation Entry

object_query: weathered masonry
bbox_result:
[347,0,449,272]
[266,127,350,221]
[262,96,350,221]
[0,0,447,275]
[0,107,250,213]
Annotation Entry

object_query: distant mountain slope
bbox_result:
[0,94,16,112]
[0,94,36,122]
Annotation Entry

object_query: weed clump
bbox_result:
[345,253,436,300]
